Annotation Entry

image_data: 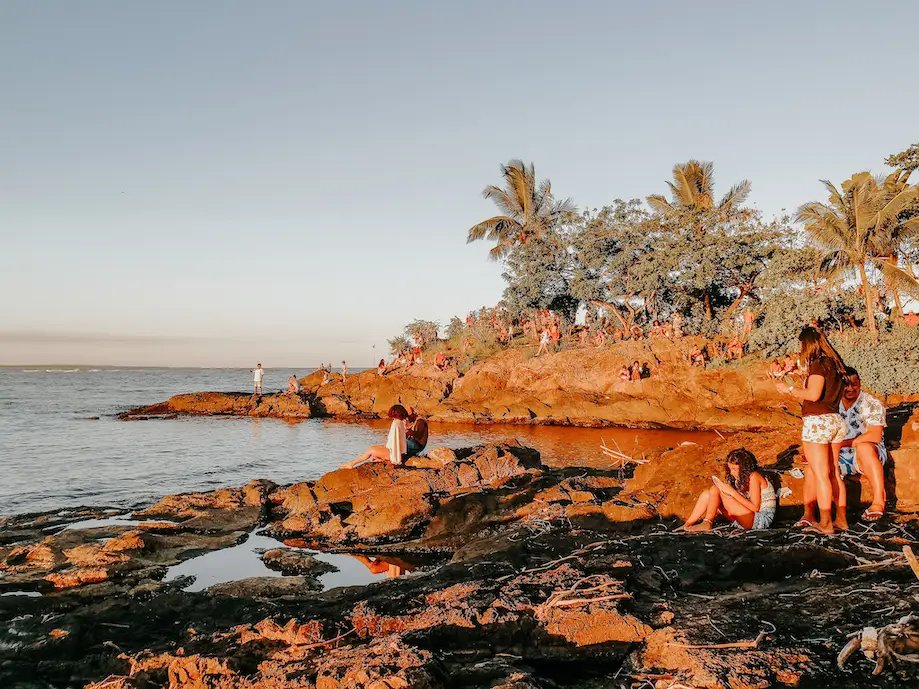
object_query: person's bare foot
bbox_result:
[806,520,835,535]
[834,516,849,531]
[684,520,713,532]
[794,514,817,528]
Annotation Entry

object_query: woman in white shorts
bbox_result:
[775,326,847,534]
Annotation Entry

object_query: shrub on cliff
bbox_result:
[833,326,919,396]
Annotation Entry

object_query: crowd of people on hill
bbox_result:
[680,325,889,534]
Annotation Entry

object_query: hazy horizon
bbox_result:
[3,1,918,367]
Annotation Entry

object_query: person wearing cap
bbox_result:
[405,406,428,458]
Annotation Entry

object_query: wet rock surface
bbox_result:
[3,435,919,688]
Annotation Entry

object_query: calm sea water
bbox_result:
[0,368,711,516]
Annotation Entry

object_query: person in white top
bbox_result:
[342,405,409,468]
[251,363,265,395]
[341,360,348,382]
[836,367,887,522]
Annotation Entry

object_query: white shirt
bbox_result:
[839,391,887,462]
[254,368,264,382]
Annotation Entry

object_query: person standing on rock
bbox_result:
[775,326,847,534]
[251,364,265,396]
[405,406,429,458]
[341,361,347,382]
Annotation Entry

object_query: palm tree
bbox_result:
[646,160,752,319]
[467,160,574,261]
[646,160,752,233]
[796,171,919,339]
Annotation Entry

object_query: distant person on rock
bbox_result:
[618,365,631,382]
[742,309,756,337]
[537,329,551,356]
[775,326,847,534]
[630,360,641,381]
[640,362,651,379]
[341,361,347,382]
[287,374,300,395]
[251,364,264,396]
[343,404,409,468]
[678,448,776,532]
[377,358,386,376]
[405,406,429,458]
[727,337,744,361]
[835,367,888,522]
[689,345,707,367]
[434,351,447,370]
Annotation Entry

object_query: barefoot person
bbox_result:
[679,448,776,531]
[405,406,429,459]
[837,367,888,521]
[251,363,264,396]
[343,405,409,468]
[286,373,300,394]
[775,326,847,534]
[341,361,347,382]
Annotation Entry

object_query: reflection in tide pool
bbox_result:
[162,531,419,592]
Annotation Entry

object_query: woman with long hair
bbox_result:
[343,404,409,468]
[775,326,847,533]
[678,448,776,531]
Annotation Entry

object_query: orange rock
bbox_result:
[45,566,109,589]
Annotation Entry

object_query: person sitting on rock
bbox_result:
[678,448,776,532]
[618,365,631,382]
[727,337,744,360]
[770,358,785,378]
[689,345,707,367]
[630,360,642,381]
[377,358,386,376]
[405,406,429,458]
[835,367,888,522]
[287,374,300,395]
[343,404,409,468]
[434,351,448,370]
[640,362,651,379]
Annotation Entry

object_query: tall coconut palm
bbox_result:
[796,171,919,339]
[646,160,752,233]
[467,160,574,261]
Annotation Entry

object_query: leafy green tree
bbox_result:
[501,230,579,320]
[388,335,409,356]
[467,160,575,261]
[405,319,441,348]
[646,160,753,320]
[797,171,919,339]
[445,317,465,340]
[886,143,919,173]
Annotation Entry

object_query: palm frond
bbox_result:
[467,216,518,243]
[647,194,675,216]
[718,179,752,212]
[874,257,919,296]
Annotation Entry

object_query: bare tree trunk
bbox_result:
[857,262,878,341]
[704,291,712,321]
[722,286,751,324]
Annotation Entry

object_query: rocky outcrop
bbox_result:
[119,392,313,420]
[119,339,800,431]
[268,442,544,543]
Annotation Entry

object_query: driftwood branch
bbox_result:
[904,546,919,581]
[669,631,767,650]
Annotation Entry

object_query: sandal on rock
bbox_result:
[793,519,814,529]
[862,510,885,522]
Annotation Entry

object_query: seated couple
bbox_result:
[678,448,777,532]
[797,366,887,529]
[343,404,429,469]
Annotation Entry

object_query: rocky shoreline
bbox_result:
[4,402,919,688]
[119,341,803,431]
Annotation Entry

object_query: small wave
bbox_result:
[45,369,81,373]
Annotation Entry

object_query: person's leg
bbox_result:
[344,445,390,468]
[802,442,834,534]
[855,444,886,515]
[797,465,818,526]
[679,489,711,529]
[719,492,756,529]
[686,486,721,531]
[830,442,848,531]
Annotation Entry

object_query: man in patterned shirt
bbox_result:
[835,367,887,523]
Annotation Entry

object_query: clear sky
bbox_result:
[2,1,917,367]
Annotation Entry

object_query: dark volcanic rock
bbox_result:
[259,548,337,576]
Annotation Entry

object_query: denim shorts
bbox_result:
[404,438,424,459]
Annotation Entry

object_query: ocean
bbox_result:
[0,367,709,517]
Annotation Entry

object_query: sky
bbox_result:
[1,1,917,367]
